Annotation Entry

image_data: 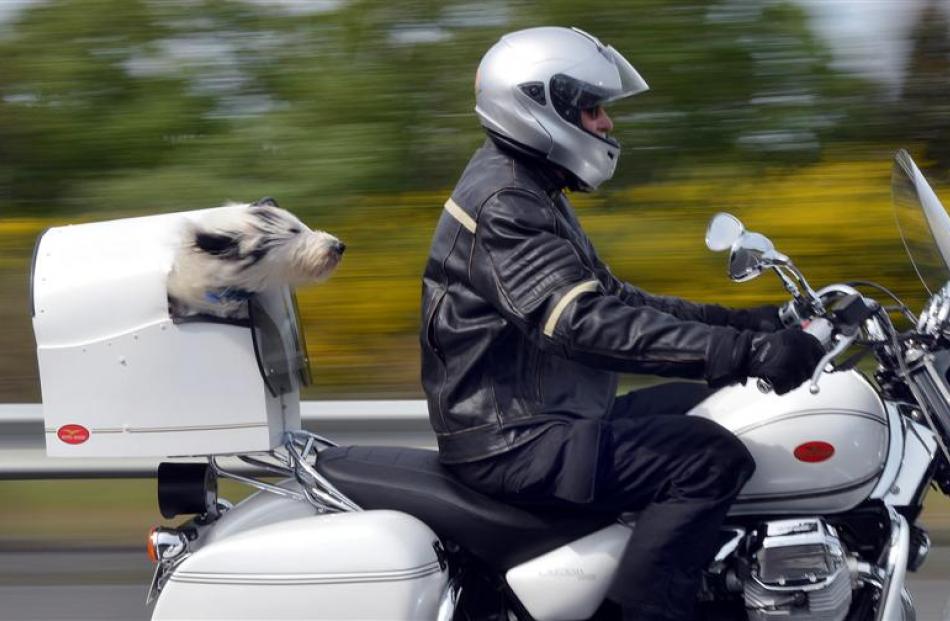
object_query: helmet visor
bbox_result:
[549,45,648,128]
[602,45,649,102]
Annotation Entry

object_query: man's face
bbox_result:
[580,105,614,138]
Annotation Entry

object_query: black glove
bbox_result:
[705,326,824,395]
[728,304,783,332]
[747,329,826,395]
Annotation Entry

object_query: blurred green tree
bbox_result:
[0,0,888,215]
[0,0,220,212]
[901,0,950,171]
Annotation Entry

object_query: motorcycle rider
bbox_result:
[420,27,826,620]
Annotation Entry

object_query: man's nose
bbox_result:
[599,109,614,133]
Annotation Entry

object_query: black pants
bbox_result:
[449,382,755,621]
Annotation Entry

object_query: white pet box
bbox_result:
[31,209,307,458]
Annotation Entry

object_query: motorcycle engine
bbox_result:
[742,518,852,621]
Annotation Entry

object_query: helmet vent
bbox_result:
[519,82,546,105]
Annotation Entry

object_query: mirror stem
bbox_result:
[773,265,801,299]
[785,262,826,315]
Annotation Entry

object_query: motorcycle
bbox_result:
[71,150,950,620]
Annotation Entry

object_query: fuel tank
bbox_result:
[688,371,888,515]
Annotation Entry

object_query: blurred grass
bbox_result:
[0,479,257,548]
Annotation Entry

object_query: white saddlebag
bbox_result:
[151,510,448,620]
[31,211,304,458]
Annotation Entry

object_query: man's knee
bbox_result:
[691,419,756,496]
[719,431,756,487]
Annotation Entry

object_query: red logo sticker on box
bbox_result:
[57,424,90,445]
[794,441,835,463]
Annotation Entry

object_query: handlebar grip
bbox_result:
[802,317,834,347]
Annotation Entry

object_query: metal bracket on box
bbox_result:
[209,429,361,513]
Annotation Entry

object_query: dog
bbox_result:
[167,197,345,320]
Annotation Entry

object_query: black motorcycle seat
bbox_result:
[315,445,616,569]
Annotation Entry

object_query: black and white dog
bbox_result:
[167,197,345,320]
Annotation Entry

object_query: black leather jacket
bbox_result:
[421,140,745,464]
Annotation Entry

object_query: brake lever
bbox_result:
[808,331,856,394]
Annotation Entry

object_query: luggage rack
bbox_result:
[210,429,361,513]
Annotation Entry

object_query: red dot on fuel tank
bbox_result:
[794,441,835,463]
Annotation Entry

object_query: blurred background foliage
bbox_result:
[4,0,950,547]
[1,0,950,401]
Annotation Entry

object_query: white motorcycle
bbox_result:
[45,149,950,621]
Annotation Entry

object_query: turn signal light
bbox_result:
[147,527,188,563]
[147,527,159,562]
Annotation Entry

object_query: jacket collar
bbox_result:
[484,135,566,197]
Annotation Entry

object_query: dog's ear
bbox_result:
[252,197,280,209]
[194,231,241,258]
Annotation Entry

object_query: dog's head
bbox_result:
[191,197,345,287]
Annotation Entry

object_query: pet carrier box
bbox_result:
[31,210,308,458]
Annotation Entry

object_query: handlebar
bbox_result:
[756,317,837,394]
[756,291,880,395]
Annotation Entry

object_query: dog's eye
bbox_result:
[289,227,301,234]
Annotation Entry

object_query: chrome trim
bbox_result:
[286,431,361,512]
[918,356,950,468]
[908,528,931,573]
[870,401,905,500]
[852,557,882,590]
[237,454,294,478]
[542,279,600,337]
[713,527,745,563]
[444,198,477,234]
[875,507,910,621]
[211,457,307,503]
[748,564,849,593]
[150,528,188,562]
[735,469,881,503]
[146,552,191,606]
[436,578,461,621]
[204,430,362,514]
[170,561,443,585]
[44,421,268,434]
[732,407,886,436]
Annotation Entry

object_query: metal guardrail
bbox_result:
[0,401,435,479]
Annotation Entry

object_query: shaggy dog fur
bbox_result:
[167,198,344,320]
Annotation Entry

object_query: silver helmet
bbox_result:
[475,27,649,191]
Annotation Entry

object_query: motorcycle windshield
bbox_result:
[892,149,950,296]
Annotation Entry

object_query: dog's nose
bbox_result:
[333,241,346,255]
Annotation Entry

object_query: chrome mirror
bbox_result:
[705,213,744,252]
[705,212,825,315]
[729,232,775,282]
